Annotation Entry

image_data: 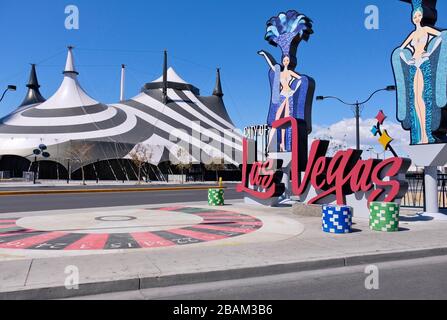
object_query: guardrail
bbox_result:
[402,173,447,209]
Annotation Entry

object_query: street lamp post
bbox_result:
[0,85,17,103]
[67,159,71,184]
[33,155,37,184]
[316,86,396,151]
[32,145,50,184]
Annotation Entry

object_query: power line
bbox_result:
[76,48,163,54]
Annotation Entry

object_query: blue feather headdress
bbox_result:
[412,0,423,13]
[265,10,313,58]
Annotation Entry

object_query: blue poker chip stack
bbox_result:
[322,205,353,234]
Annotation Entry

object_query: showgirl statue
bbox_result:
[258,10,315,152]
[392,0,447,145]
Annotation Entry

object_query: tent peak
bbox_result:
[213,68,224,98]
[63,46,79,75]
[153,67,188,84]
[36,46,99,109]
[19,64,46,107]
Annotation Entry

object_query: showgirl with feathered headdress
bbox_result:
[258,10,315,153]
[392,0,447,145]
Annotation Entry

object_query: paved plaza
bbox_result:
[0,200,446,299]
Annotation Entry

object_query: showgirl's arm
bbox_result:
[258,51,275,71]
[399,33,415,64]
[401,32,414,50]
[290,71,301,80]
[422,29,443,58]
[425,37,442,57]
[424,26,441,37]
[400,51,412,65]
[291,79,303,94]
[288,71,303,94]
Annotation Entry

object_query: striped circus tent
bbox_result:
[0,47,242,180]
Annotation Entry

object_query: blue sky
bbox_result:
[0,0,446,150]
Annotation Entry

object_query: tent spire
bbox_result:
[162,50,168,104]
[35,45,99,109]
[213,68,224,98]
[28,64,40,89]
[64,46,79,75]
[19,64,46,107]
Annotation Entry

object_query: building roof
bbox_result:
[0,47,241,167]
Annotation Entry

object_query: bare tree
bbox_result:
[65,141,94,186]
[175,148,192,184]
[129,144,153,184]
[204,157,225,182]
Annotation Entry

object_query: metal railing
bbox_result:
[402,173,447,209]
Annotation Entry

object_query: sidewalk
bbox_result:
[0,180,233,189]
[0,181,233,196]
[1,201,446,300]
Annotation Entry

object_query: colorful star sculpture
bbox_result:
[378,130,394,150]
[371,110,398,157]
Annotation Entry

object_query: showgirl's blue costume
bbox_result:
[262,10,315,152]
[392,0,447,145]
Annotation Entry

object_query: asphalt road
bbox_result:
[74,256,447,300]
[0,187,243,214]
[0,183,226,191]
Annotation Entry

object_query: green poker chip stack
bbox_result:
[208,189,225,206]
[369,202,400,232]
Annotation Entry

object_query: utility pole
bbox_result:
[355,101,360,151]
[162,50,168,104]
[316,86,396,152]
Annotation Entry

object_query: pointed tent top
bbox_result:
[27,64,40,89]
[64,46,79,75]
[19,64,46,107]
[142,52,200,95]
[143,67,200,96]
[153,67,188,84]
[213,68,224,98]
[36,46,99,109]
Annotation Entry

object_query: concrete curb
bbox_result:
[0,186,226,197]
[1,246,446,300]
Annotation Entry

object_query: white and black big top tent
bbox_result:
[0,48,242,180]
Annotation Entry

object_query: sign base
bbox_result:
[406,144,447,215]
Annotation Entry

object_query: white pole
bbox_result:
[424,166,439,214]
[120,64,125,101]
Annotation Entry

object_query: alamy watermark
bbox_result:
[365,5,380,30]
[65,5,79,30]
[364,265,380,290]
[65,265,80,290]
